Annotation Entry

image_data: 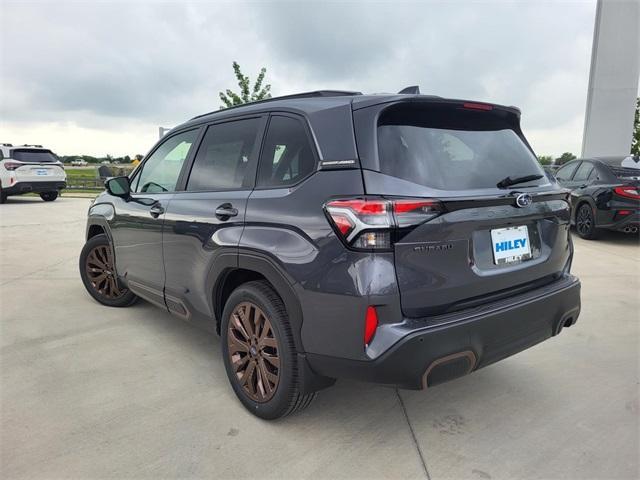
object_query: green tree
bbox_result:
[632,97,639,156]
[537,155,553,166]
[219,62,271,109]
[555,152,577,165]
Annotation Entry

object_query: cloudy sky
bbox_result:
[1,0,597,157]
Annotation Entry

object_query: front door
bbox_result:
[111,128,200,306]
[162,116,265,323]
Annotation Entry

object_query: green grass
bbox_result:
[65,165,135,180]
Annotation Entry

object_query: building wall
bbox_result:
[582,0,639,157]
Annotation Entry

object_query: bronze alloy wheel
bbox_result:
[227,301,280,402]
[85,244,127,299]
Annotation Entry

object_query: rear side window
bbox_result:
[376,104,545,190]
[257,116,316,188]
[11,149,58,163]
[555,162,579,181]
[187,118,260,191]
[572,162,594,182]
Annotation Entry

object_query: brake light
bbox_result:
[3,161,22,171]
[364,306,378,346]
[614,186,640,200]
[462,102,493,111]
[325,197,443,250]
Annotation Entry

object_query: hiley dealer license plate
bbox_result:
[490,225,531,265]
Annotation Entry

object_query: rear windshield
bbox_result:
[11,149,58,163]
[377,104,545,190]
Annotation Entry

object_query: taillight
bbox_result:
[325,197,443,250]
[3,161,23,171]
[614,186,640,200]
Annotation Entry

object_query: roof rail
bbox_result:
[1,143,13,147]
[191,90,363,120]
[21,144,43,148]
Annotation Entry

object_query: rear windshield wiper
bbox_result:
[497,174,543,189]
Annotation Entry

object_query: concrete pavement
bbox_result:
[1,197,638,479]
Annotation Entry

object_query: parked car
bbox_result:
[71,159,88,166]
[79,89,581,419]
[553,155,640,239]
[0,143,66,203]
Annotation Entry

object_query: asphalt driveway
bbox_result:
[1,197,638,479]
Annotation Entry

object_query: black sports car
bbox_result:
[554,155,640,239]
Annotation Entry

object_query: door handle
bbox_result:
[149,203,165,218]
[215,203,238,220]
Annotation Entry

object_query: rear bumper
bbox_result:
[307,275,581,389]
[602,212,640,232]
[3,181,66,195]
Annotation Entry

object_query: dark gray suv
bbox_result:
[80,89,581,419]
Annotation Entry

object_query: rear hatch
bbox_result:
[353,100,572,317]
[9,149,64,179]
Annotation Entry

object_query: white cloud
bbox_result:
[0,0,597,157]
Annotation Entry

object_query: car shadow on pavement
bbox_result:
[127,299,551,426]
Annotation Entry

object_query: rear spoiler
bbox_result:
[352,95,521,118]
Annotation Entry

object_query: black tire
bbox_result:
[0,187,6,204]
[221,280,315,420]
[40,191,58,202]
[575,203,599,240]
[79,234,138,307]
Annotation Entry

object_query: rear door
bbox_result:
[162,116,265,321]
[354,100,572,317]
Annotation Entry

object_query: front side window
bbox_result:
[257,116,316,188]
[133,129,198,193]
[186,118,260,191]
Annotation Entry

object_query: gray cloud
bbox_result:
[0,0,597,155]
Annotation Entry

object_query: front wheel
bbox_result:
[79,234,138,307]
[221,280,315,419]
[0,187,6,204]
[40,191,58,202]
[575,203,599,240]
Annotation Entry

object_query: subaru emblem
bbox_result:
[515,193,533,208]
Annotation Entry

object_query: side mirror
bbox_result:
[105,176,131,199]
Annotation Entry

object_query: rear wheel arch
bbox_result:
[215,256,304,352]
[87,224,106,240]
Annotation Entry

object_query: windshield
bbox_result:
[11,149,58,163]
[377,107,546,190]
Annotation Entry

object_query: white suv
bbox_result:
[0,143,67,203]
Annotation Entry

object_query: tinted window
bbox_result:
[12,149,58,163]
[555,162,579,181]
[133,129,197,193]
[187,118,260,191]
[573,162,594,182]
[257,116,316,188]
[377,106,545,190]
